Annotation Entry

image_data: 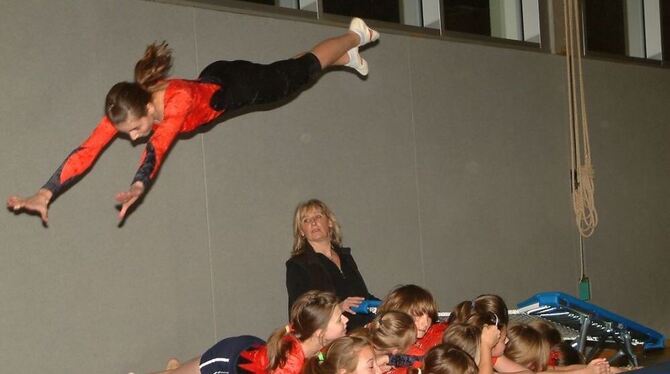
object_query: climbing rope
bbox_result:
[564,0,598,238]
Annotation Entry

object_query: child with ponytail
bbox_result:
[147,290,347,374]
[302,336,381,374]
[351,311,417,373]
[447,295,534,374]
[8,18,380,223]
[441,322,501,374]
[408,344,478,374]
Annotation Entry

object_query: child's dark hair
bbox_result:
[302,336,372,374]
[447,294,508,328]
[409,343,478,374]
[351,311,417,354]
[378,284,439,322]
[105,41,172,124]
[266,290,339,371]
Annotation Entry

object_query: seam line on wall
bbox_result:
[407,38,427,286]
[192,8,219,341]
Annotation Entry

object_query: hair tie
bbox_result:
[548,350,560,366]
[417,368,422,374]
[470,300,475,309]
[317,351,325,363]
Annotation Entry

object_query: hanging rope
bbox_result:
[564,0,598,238]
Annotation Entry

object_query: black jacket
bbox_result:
[285,243,376,331]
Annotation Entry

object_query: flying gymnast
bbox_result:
[6,18,379,224]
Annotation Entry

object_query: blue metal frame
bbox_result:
[517,291,665,350]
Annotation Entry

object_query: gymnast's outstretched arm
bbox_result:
[6,118,117,224]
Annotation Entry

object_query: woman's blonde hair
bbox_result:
[504,323,550,372]
[409,343,478,374]
[291,199,342,256]
[302,336,373,374]
[351,311,417,354]
[378,284,439,322]
[266,291,339,371]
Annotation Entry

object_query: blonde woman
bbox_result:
[286,199,377,331]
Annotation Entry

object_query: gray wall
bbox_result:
[0,1,668,373]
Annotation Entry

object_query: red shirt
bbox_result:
[238,335,305,374]
[388,322,449,374]
[43,79,222,194]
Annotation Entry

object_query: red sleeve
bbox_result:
[238,345,270,374]
[43,117,117,196]
[238,337,304,374]
[132,86,192,186]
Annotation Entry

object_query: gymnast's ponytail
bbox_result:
[351,311,416,354]
[134,41,172,91]
[105,41,172,125]
[266,291,339,371]
[447,294,508,328]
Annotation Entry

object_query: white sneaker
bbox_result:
[345,47,369,76]
[349,17,380,47]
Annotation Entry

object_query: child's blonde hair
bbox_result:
[302,336,373,374]
[441,323,482,365]
[378,284,438,322]
[504,323,550,372]
[528,319,562,347]
[352,311,417,353]
[409,343,478,374]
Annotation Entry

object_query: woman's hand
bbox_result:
[7,188,53,224]
[115,181,145,220]
[340,296,365,314]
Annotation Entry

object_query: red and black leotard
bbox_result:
[42,79,223,196]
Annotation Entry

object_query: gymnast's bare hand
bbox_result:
[7,188,52,223]
[587,358,611,374]
[115,181,145,220]
[480,324,501,351]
